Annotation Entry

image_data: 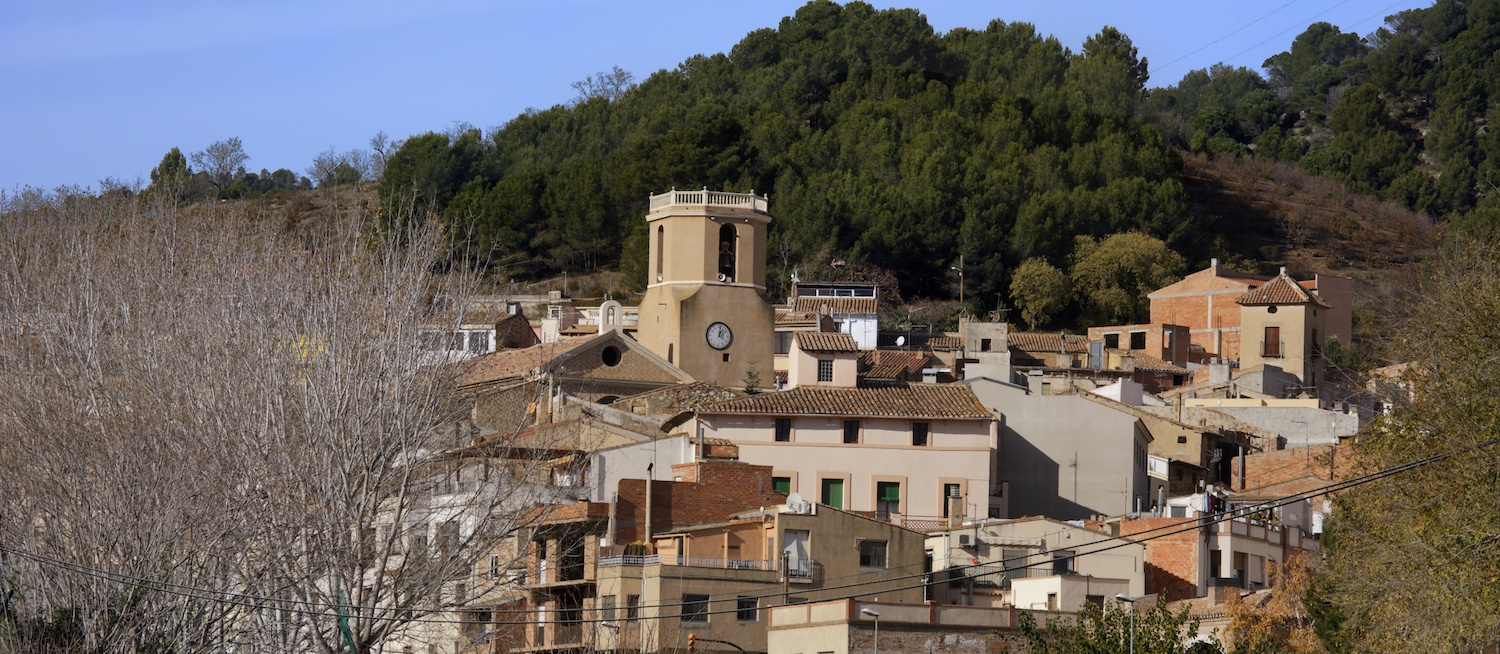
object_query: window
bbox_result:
[1086,595,1104,608]
[408,529,428,558]
[601,346,622,366]
[468,331,491,352]
[437,521,459,556]
[876,482,900,517]
[681,594,710,623]
[737,596,758,621]
[911,422,929,447]
[626,595,640,620]
[941,483,962,518]
[842,420,860,444]
[858,540,888,568]
[774,418,792,442]
[1052,550,1075,574]
[1129,331,1146,350]
[1104,333,1120,349]
[1264,326,1282,357]
[718,224,736,282]
[980,338,992,352]
[1047,593,1059,611]
[775,332,792,355]
[817,359,834,383]
[449,332,466,351]
[655,226,664,280]
[772,477,792,495]
[820,478,845,509]
[601,596,616,621]
[489,555,500,579]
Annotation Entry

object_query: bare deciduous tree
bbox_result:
[0,193,564,653]
[191,136,250,192]
[570,66,634,104]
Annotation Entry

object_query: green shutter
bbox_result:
[772,477,791,495]
[877,482,901,502]
[821,478,844,509]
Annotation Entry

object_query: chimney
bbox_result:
[1279,266,1288,276]
[1211,257,1219,270]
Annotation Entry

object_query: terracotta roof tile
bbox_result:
[791,296,879,315]
[457,338,591,387]
[860,349,936,375]
[776,311,818,325]
[794,332,859,352]
[1110,349,1190,375]
[1236,274,1330,307]
[861,362,910,380]
[1008,332,1089,354]
[698,383,992,419]
[927,336,963,351]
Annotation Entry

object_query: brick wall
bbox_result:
[612,460,786,544]
[1232,444,1348,493]
[1118,517,1200,600]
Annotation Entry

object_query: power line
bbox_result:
[2,433,1494,627]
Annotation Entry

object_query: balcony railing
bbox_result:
[648,188,768,212]
[949,563,1053,589]
[597,554,782,572]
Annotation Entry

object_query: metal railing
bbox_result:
[648,188,768,212]
[597,554,781,572]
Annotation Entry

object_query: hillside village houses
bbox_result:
[390,190,1343,653]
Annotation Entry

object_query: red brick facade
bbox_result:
[612,459,786,544]
[1118,517,1200,600]
[1148,266,1268,362]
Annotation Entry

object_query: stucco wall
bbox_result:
[965,379,1150,520]
[702,414,997,517]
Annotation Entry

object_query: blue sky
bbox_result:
[0,0,1428,192]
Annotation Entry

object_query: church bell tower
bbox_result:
[636,188,774,388]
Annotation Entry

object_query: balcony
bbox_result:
[949,563,1053,589]
[599,553,783,572]
[648,188,768,213]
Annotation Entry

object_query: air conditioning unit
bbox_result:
[957,533,975,548]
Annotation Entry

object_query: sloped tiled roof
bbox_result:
[791,296,879,315]
[927,336,963,351]
[861,362,911,381]
[1236,274,1330,307]
[614,381,742,415]
[697,383,992,419]
[1008,332,1089,354]
[457,338,592,388]
[775,311,818,325]
[1110,349,1190,375]
[860,349,935,375]
[794,331,858,352]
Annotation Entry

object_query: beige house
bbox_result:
[678,382,1002,523]
[927,516,1145,611]
[636,189,775,389]
[785,332,859,389]
[1236,271,1330,396]
[592,502,927,654]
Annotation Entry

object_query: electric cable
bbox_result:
[5,431,1492,627]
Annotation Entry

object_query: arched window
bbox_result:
[717,224,736,282]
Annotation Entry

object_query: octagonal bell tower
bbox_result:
[636,188,774,388]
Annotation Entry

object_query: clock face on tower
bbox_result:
[706,322,733,350]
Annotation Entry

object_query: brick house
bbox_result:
[1146,260,1351,365]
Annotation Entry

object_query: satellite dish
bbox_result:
[895,336,906,347]
[717,273,728,282]
[786,492,803,506]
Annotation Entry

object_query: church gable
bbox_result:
[553,332,694,385]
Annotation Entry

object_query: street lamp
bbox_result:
[861,608,881,654]
[1115,594,1137,654]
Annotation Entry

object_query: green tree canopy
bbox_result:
[1070,232,1184,325]
[1010,257,1070,329]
